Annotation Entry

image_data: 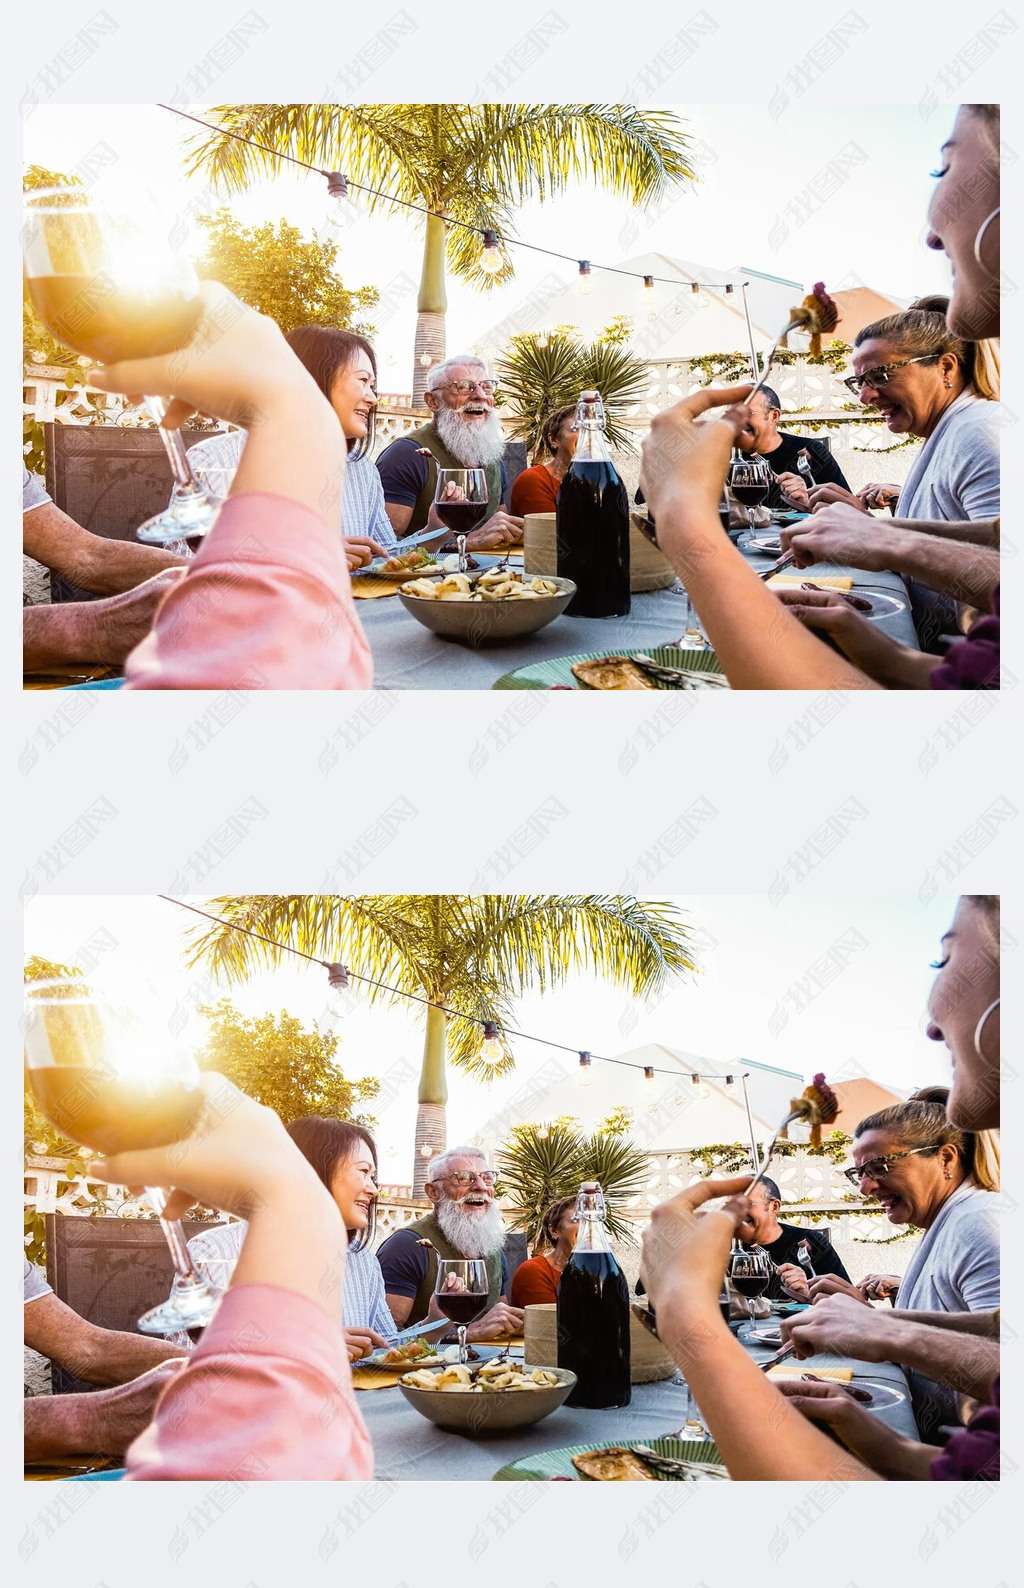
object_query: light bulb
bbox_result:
[643,1066,656,1089]
[690,1073,701,1087]
[691,282,700,295]
[725,283,735,295]
[325,172,349,230]
[479,229,503,275]
[643,275,655,294]
[325,962,350,1020]
[725,1074,735,1086]
[535,332,549,349]
[419,353,432,367]
[578,1051,593,1087]
[419,1144,433,1158]
[577,261,593,297]
[478,1020,504,1067]
[536,1123,550,1140]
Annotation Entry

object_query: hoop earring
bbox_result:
[974,997,1000,1059]
[974,208,1000,268]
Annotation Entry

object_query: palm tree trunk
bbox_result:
[413,1002,448,1197]
[412,212,448,406]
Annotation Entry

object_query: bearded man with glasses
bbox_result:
[377,1146,524,1341]
[376,356,525,550]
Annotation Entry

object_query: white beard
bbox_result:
[434,404,507,467]
[434,1195,506,1258]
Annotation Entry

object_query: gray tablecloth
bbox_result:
[357,1330,918,1479]
[357,543,918,690]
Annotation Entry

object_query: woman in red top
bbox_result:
[510,1195,578,1307]
[509,405,578,517]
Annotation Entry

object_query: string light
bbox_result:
[535,332,549,348]
[536,1123,550,1140]
[643,275,654,293]
[725,1074,735,1086]
[478,1020,504,1067]
[419,353,432,367]
[478,229,503,275]
[577,261,593,296]
[157,105,746,297]
[157,897,752,1090]
[419,1144,433,1159]
[325,962,350,1020]
[643,1066,656,1089]
[325,172,349,228]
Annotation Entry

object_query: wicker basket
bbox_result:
[523,511,676,594]
[523,1301,677,1384]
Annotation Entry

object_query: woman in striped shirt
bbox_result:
[186,1117,396,1362]
[182,326,396,572]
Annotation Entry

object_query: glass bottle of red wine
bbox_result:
[555,391,630,617]
[556,1181,631,1408]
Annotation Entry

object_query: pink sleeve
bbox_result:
[124,1284,373,1480]
[122,493,373,690]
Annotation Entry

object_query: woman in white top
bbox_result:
[188,1117,397,1362]
[184,326,397,572]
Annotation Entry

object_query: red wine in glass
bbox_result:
[434,499,488,536]
[434,1257,488,1362]
[437,1290,488,1325]
[732,1274,769,1298]
[730,484,768,509]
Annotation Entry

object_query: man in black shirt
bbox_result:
[741,386,851,511]
[742,1177,851,1301]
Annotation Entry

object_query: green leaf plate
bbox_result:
[491,645,727,691]
[491,1435,728,1481]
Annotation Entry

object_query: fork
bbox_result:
[756,551,798,582]
[745,1106,806,1197]
[631,654,729,688]
[748,316,807,402]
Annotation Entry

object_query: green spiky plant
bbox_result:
[495,330,650,459]
[496,1122,651,1248]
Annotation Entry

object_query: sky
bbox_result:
[22,103,956,393]
[24,893,960,1180]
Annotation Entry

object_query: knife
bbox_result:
[356,524,450,573]
[758,1341,798,1373]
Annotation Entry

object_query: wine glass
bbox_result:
[728,456,772,531]
[728,1246,772,1329]
[718,484,734,536]
[433,468,488,572]
[433,1257,488,1364]
[22,185,222,548]
[23,975,222,1335]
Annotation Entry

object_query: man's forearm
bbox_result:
[73,1330,187,1387]
[891,516,999,548]
[885,527,999,604]
[80,540,187,595]
[24,603,104,671]
[25,1393,108,1462]
[892,1308,1000,1337]
[885,1319,998,1399]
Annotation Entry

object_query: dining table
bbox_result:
[354,1323,920,1480]
[354,533,919,691]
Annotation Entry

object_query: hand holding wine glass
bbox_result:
[24,976,220,1334]
[728,456,773,530]
[728,1246,772,1327]
[433,1258,488,1364]
[23,186,221,547]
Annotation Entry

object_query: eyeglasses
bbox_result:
[841,355,940,396]
[436,379,496,396]
[841,1144,944,1187]
[439,1170,496,1188]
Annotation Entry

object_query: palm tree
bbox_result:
[496,1123,651,1248]
[182,106,697,403]
[496,330,651,458]
[184,895,698,1195]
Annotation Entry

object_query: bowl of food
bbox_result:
[398,1359,576,1433]
[397,569,576,645]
